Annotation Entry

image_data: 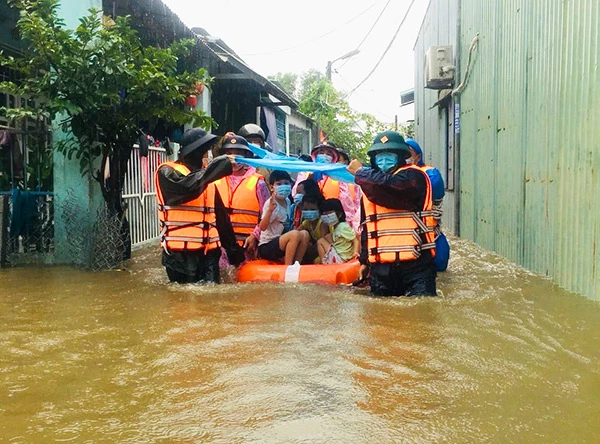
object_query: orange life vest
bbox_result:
[155,162,220,252]
[362,164,437,263]
[214,173,263,246]
[319,176,357,201]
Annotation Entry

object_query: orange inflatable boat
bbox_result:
[236,259,361,285]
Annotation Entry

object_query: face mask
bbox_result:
[375,152,399,172]
[275,184,291,199]
[321,212,339,226]
[293,193,304,205]
[301,209,319,221]
[405,157,415,165]
[315,153,333,164]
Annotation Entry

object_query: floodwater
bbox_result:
[1,237,599,443]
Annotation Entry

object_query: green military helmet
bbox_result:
[367,130,411,158]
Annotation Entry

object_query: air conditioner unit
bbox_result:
[425,46,455,89]
[400,89,415,106]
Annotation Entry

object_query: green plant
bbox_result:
[0,0,215,259]
[297,69,384,162]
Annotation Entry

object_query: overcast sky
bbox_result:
[161,0,429,124]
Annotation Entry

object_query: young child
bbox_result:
[317,198,359,264]
[258,170,310,265]
[291,178,324,229]
[296,194,327,264]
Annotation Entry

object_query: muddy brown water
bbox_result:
[1,237,599,443]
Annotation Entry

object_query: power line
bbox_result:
[337,0,393,71]
[346,0,416,98]
[336,72,395,122]
[239,1,382,56]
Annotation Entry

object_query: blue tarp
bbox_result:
[237,145,356,183]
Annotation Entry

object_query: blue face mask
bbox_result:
[375,152,399,172]
[315,153,333,164]
[293,193,304,205]
[275,184,291,199]
[301,209,320,221]
[321,212,339,226]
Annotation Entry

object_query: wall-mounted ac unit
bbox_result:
[425,46,455,89]
[400,89,415,106]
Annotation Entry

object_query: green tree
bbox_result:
[297,69,383,162]
[269,72,298,99]
[0,0,214,260]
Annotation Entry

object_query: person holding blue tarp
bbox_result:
[405,138,450,272]
[292,142,362,233]
[347,131,437,297]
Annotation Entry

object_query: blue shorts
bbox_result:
[258,237,285,262]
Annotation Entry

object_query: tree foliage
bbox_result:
[269,72,298,99]
[296,69,384,162]
[0,0,213,185]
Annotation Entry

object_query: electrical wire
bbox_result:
[336,72,395,122]
[336,0,393,70]
[239,1,382,56]
[346,0,416,98]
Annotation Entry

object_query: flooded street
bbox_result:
[1,237,599,443]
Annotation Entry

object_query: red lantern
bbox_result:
[185,95,197,108]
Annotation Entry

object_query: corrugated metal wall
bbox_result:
[414,0,459,233]
[457,0,600,300]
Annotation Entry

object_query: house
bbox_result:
[414,0,600,301]
[0,0,316,267]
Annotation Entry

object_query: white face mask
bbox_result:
[405,157,415,165]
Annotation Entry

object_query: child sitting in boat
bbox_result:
[292,178,324,229]
[296,194,327,264]
[258,170,310,265]
[317,198,359,264]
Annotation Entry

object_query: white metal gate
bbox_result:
[123,145,170,249]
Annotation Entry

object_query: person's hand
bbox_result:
[225,154,237,164]
[268,193,277,212]
[358,264,369,280]
[347,159,363,175]
[243,234,258,257]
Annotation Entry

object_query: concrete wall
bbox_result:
[52,0,104,265]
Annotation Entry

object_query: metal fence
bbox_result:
[0,88,54,266]
[123,144,170,249]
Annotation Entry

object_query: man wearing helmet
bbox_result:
[347,130,437,296]
[237,123,272,152]
[214,134,270,265]
[155,128,244,283]
[405,137,450,273]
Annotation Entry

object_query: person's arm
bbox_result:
[358,201,368,266]
[158,155,233,206]
[259,196,276,231]
[214,188,244,266]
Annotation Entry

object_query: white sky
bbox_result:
[161,0,429,124]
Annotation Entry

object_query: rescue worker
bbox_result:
[294,142,362,233]
[405,138,450,272]
[155,128,244,284]
[214,134,270,263]
[237,123,267,150]
[347,130,437,296]
[237,122,272,180]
